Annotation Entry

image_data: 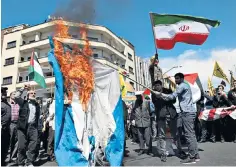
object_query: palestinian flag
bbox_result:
[184,73,203,103]
[143,88,151,99]
[29,51,47,88]
[150,13,220,50]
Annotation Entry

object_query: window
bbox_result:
[93,54,99,58]
[7,41,16,49]
[2,76,13,85]
[20,57,25,62]
[18,76,23,82]
[87,37,99,41]
[129,66,134,74]
[5,58,14,66]
[128,53,133,61]
[72,35,78,38]
[28,57,31,61]
[130,81,134,88]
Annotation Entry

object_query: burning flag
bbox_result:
[150,13,220,50]
[48,20,124,166]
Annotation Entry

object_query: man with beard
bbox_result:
[131,93,152,155]
[153,73,200,164]
[1,87,11,166]
[228,80,236,143]
[151,80,178,162]
[15,85,40,167]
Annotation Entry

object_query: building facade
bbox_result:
[135,56,152,91]
[1,20,137,97]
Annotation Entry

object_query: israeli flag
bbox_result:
[48,37,125,166]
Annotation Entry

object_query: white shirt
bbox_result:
[47,100,55,130]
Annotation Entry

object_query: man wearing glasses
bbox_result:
[15,84,40,167]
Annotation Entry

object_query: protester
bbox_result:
[149,53,163,86]
[1,87,11,166]
[148,97,157,140]
[153,73,200,164]
[35,98,44,161]
[15,85,40,167]
[9,91,20,163]
[199,91,215,143]
[212,85,232,142]
[46,99,55,161]
[131,94,152,155]
[227,80,236,143]
[151,80,178,162]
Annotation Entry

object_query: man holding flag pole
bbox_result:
[149,12,220,164]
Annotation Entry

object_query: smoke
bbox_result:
[53,0,131,24]
[54,0,96,23]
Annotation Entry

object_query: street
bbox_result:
[8,139,235,166]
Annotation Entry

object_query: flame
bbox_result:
[53,20,94,111]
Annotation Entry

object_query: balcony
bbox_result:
[20,38,49,52]
[18,56,48,68]
[16,76,55,88]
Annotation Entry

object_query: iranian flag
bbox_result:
[150,13,220,50]
[184,73,203,103]
[29,51,46,88]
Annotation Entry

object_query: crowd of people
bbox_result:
[123,76,236,164]
[1,53,236,166]
[1,85,56,167]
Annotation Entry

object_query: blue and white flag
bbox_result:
[48,37,125,166]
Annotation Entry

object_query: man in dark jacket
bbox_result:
[15,84,40,167]
[228,80,236,142]
[213,85,232,142]
[131,94,152,155]
[151,80,178,162]
[199,91,215,143]
[1,87,11,166]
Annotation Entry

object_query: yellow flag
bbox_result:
[213,61,229,83]
[119,69,127,98]
[207,77,214,96]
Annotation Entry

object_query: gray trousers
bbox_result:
[137,127,152,150]
[157,117,181,155]
[10,122,18,160]
[177,112,198,157]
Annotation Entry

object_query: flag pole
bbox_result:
[149,12,158,55]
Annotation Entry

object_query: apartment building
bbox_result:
[1,20,137,97]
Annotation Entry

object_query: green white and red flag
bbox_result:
[150,13,220,50]
[29,51,47,88]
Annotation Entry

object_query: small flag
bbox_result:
[29,51,46,88]
[207,77,214,96]
[213,61,229,83]
[150,13,220,50]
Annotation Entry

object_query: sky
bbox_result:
[2,0,236,90]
